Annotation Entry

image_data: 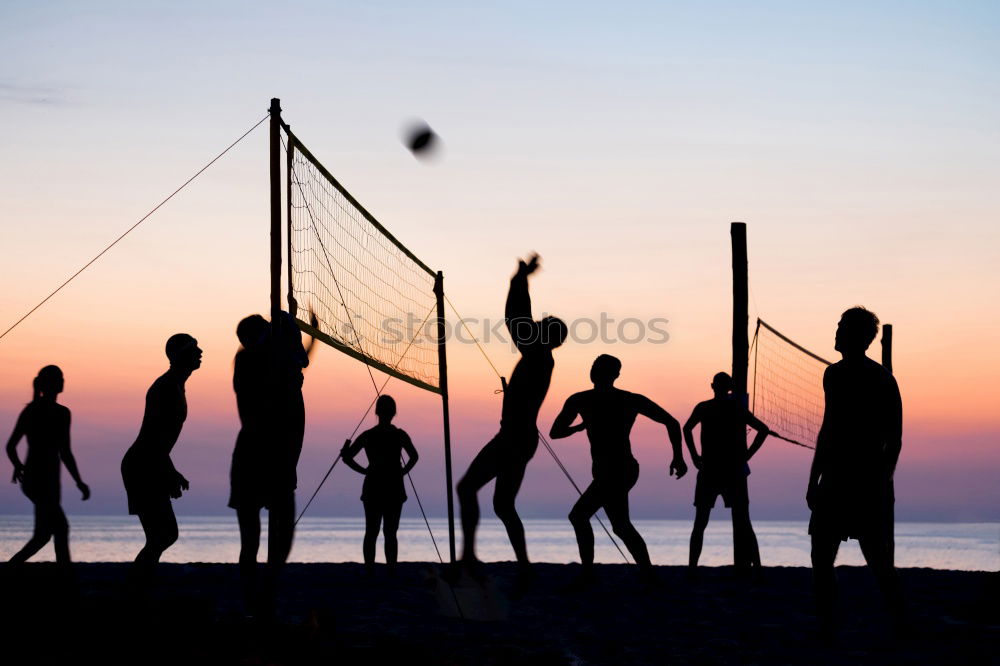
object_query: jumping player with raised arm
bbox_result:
[684,372,769,576]
[550,354,687,583]
[456,253,567,578]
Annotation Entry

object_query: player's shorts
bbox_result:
[808,477,893,542]
[694,468,748,509]
[484,428,540,468]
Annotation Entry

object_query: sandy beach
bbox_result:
[1,562,996,665]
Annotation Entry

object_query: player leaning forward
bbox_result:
[550,354,688,583]
[457,253,567,579]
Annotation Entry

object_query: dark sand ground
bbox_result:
[1,562,996,665]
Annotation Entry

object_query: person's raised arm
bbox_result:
[744,410,770,462]
[400,432,419,475]
[549,394,585,439]
[304,310,320,361]
[505,254,540,350]
[636,395,688,479]
[58,410,90,500]
[6,409,27,483]
[683,405,703,470]
[340,435,368,475]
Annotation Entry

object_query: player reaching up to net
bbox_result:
[684,372,769,577]
[260,310,317,616]
[808,307,903,640]
[549,355,687,584]
[457,253,567,579]
[341,395,419,578]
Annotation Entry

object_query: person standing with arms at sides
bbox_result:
[456,253,567,581]
[121,334,202,597]
[808,307,903,640]
[684,372,769,577]
[341,395,419,577]
[6,366,90,564]
[549,355,687,584]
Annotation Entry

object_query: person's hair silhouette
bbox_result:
[457,254,566,580]
[121,333,201,597]
[550,354,687,583]
[341,394,419,576]
[807,307,904,639]
[6,366,90,564]
[228,314,273,614]
[683,372,769,576]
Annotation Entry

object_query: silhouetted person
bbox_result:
[228,314,272,612]
[808,307,903,639]
[550,355,687,583]
[121,333,202,596]
[457,254,567,577]
[684,372,769,576]
[6,366,90,564]
[259,310,316,614]
[341,395,419,576]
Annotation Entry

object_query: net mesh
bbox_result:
[750,319,831,448]
[287,135,439,391]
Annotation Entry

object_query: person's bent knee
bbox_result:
[457,476,476,500]
[568,505,589,527]
[611,522,638,540]
[493,499,517,522]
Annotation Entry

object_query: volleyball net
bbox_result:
[750,319,832,450]
[284,131,441,393]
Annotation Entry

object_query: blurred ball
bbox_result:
[403,121,440,160]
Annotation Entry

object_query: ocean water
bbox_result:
[0,515,996,571]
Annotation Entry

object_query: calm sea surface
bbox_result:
[0,515,996,571]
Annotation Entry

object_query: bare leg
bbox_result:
[50,505,70,565]
[568,482,603,571]
[811,531,841,637]
[262,492,295,617]
[382,501,403,572]
[688,506,711,571]
[362,501,383,574]
[9,502,55,564]
[493,459,529,566]
[456,438,501,563]
[129,503,179,598]
[604,488,652,574]
[236,508,261,612]
[858,533,904,624]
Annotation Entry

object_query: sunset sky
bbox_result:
[1,1,997,522]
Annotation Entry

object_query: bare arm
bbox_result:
[400,432,419,476]
[744,410,770,461]
[505,254,540,350]
[57,410,89,500]
[807,368,834,509]
[636,395,688,479]
[682,405,703,470]
[6,410,27,483]
[304,310,319,360]
[549,395,584,439]
[340,436,368,475]
[885,375,903,477]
